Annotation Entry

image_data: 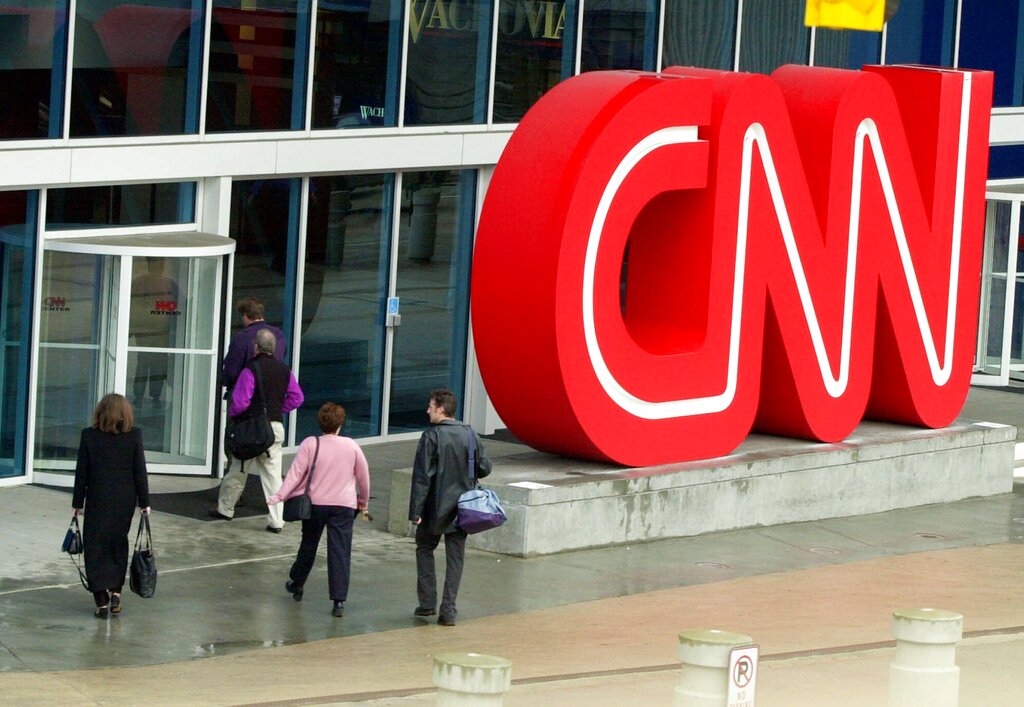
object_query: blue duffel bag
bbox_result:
[455,426,506,534]
[457,487,507,534]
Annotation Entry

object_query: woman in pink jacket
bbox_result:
[268,402,369,617]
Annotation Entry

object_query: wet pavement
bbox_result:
[1,386,1023,704]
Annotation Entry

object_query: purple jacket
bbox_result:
[220,321,287,389]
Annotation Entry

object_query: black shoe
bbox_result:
[332,601,344,617]
[266,525,282,534]
[437,615,456,626]
[285,580,303,602]
[109,593,121,614]
[414,607,436,617]
[208,509,232,521]
[95,606,109,619]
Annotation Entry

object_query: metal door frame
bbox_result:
[30,232,235,485]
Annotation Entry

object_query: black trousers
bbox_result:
[415,525,467,619]
[93,586,121,608]
[289,505,356,602]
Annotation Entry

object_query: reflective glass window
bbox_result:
[299,174,393,438]
[884,0,955,67]
[45,182,196,229]
[989,145,1024,180]
[738,0,809,74]
[0,191,36,477]
[311,0,402,129]
[493,0,578,123]
[958,0,1024,107]
[0,1,67,138]
[227,179,299,363]
[388,169,475,433]
[813,28,880,69]
[661,0,736,70]
[206,0,310,132]
[70,0,203,137]
[35,250,114,464]
[404,0,492,126]
[581,0,657,72]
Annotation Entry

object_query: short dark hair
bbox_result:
[92,393,134,433]
[317,402,346,433]
[236,297,265,320]
[431,388,457,417]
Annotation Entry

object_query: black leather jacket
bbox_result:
[408,419,492,535]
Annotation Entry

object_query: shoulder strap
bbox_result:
[134,512,153,552]
[304,437,320,494]
[249,359,269,412]
[466,424,477,481]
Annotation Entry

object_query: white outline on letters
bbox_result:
[582,71,973,420]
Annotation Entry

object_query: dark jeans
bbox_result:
[415,525,467,619]
[289,505,356,602]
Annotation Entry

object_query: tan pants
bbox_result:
[217,421,285,528]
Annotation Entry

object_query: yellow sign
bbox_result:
[805,0,885,31]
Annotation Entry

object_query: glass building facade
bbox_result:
[1,0,1024,483]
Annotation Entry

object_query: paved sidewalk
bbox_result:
[2,543,1022,705]
[0,385,1022,704]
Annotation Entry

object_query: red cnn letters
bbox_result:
[471,66,994,466]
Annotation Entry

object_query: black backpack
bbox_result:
[226,361,275,460]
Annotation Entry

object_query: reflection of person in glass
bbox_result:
[129,257,178,407]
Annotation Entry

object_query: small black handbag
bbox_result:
[129,512,157,598]
[62,515,83,555]
[283,437,320,522]
[63,515,90,590]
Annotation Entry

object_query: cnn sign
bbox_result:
[471,65,994,466]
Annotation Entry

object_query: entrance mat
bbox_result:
[40,475,268,522]
[149,475,268,521]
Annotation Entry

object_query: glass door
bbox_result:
[34,251,119,464]
[385,170,476,433]
[127,256,220,469]
[974,198,1024,385]
[33,233,233,476]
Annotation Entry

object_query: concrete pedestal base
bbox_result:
[388,419,1015,557]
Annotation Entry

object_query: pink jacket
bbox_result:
[269,435,369,510]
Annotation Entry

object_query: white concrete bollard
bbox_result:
[675,629,755,707]
[433,652,512,706]
[888,608,962,707]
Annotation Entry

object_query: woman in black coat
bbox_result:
[72,393,150,618]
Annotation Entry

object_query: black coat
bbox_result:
[72,428,150,592]
[408,420,492,535]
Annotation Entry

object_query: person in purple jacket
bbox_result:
[219,297,288,476]
[220,297,287,391]
[210,329,303,532]
[269,402,370,617]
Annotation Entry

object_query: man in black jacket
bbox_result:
[408,388,491,626]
